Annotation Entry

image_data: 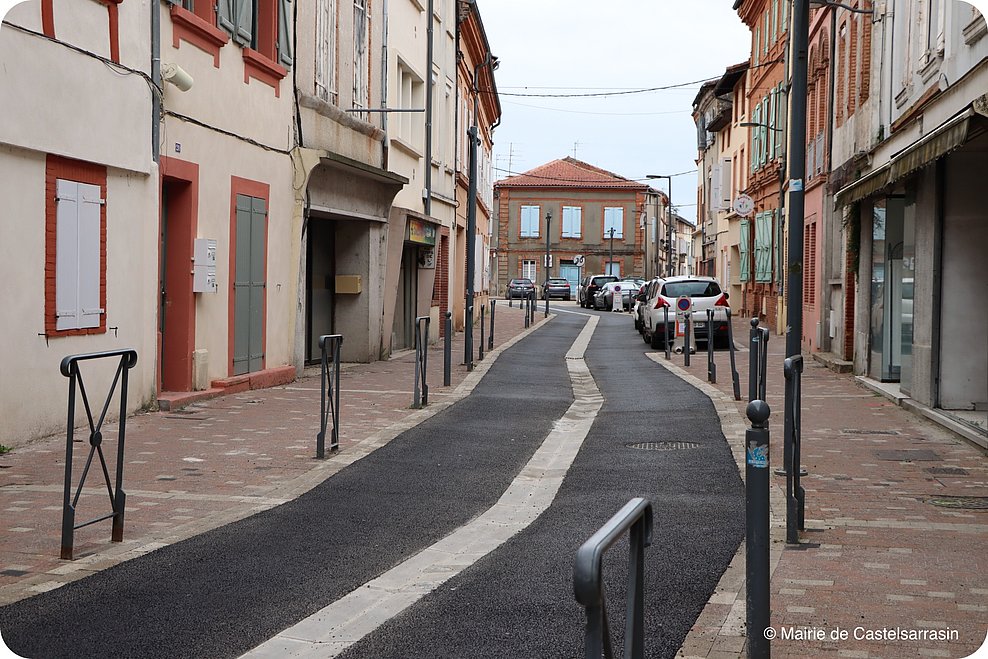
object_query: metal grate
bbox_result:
[926,496,988,510]
[925,467,970,476]
[627,441,701,451]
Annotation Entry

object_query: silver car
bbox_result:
[593,281,640,311]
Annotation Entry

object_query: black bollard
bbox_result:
[664,305,671,360]
[746,399,772,659]
[727,308,741,400]
[488,299,495,351]
[479,304,486,361]
[748,318,761,402]
[706,308,716,383]
[684,312,692,367]
[443,311,452,386]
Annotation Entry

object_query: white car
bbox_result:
[641,276,731,350]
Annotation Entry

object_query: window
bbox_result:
[353,0,370,108]
[562,206,582,238]
[605,262,621,277]
[315,0,337,103]
[182,0,215,24]
[804,221,817,306]
[739,219,751,282]
[397,62,424,146]
[520,205,540,238]
[603,207,624,239]
[45,154,108,336]
[522,260,537,281]
[219,0,293,67]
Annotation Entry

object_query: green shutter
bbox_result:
[739,220,751,282]
[769,89,776,158]
[218,0,236,34]
[278,0,294,67]
[233,0,253,46]
[233,194,266,375]
[776,209,784,286]
[753,105,761,170]
[755,211,774,283]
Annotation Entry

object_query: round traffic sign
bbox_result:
[573,255,585,267]
[677,296,692,312]
[733,194,754,217]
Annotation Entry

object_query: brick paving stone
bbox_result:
[0,301,543,605]
[671,316,987,658]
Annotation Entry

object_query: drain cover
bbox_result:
[875,450,942,461]
[925,467,970,476]
[926,496,988,510]
[627,441,701,451]
[842,429,901,436]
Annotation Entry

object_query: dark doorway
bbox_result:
[306,219,337,363]
[159,179,195,392]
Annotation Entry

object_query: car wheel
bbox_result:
[634,318,642,332]
[650,330,664,350]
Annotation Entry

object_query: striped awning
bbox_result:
[834,109,974,208]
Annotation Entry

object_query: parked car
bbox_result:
[641,276,731,349]
[593,281,640,311]
[542,277,572,300]
[633,278,660,332]
[506,278,535,300]
[578,274,618,308]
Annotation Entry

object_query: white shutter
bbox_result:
[78,182,103,328]
[55,180,80,330]
[720,158,733,210]
[710,164,722,213]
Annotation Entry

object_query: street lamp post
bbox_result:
[787,0,809,361]
[607,227,615,276]
[646,175,673,277]
[544,211,551,318]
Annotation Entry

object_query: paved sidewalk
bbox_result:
[669,317,988,659]
[0,300,545,606]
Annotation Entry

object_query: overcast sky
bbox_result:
[480,0,752,224]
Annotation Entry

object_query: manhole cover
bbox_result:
[842,429,901,436]
[926,496,988,510]
[875,450,942,461]
[627,441,701,451]
[925,467,970,476]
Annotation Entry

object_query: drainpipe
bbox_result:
[424,0,434,215]
[382,0,390,170]
[151,0,161,162]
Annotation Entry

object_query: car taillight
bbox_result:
[653,297,669,310]
[715,294,730,307]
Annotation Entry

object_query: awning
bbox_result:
[834,109,974,208]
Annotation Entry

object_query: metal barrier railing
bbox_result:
[745,399,772,659]
[573,497,654,659]
[316,334,343,459]
[783,355,806,544]
[443,311,452,387]
[726,308,741,400]
[413,316,430,408]
[488,299,496,351]
[706,308,717,384]
[59,349,139,560]
[748,318,769,402]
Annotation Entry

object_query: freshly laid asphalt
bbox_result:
[337,309,745,658]
[0,308,745,659]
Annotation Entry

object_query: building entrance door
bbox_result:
[305,220,336,363]
[559,263,580,296]
[233,194,266,376]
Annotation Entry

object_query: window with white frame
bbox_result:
[561,206,582,238]
[605,261,621,277]
[315,0,337,103]
[397,62,424,146]
[352,0,369,108]
[55,179,103,330]
[522,260,537,281]
[520,205,540,238]
[603,207,624,239]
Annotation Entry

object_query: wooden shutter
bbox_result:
[55,180,80,330]
[754,212,771,282]
[218,0,236,35]
[248,197,266,373]
[278,0,293,67]
[739,219,750,282]
[710,164,722,213]
[233,0,253,46]
[720,158,733,209]
[77,182,103,328]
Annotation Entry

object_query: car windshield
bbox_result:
[510,279,532,286]
[594,276,618,285]
[662,280,722,298]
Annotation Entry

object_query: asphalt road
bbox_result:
[0,307,744,659]
[338,307,745,659]
[0,314,586,659]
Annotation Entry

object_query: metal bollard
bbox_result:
[488,299,495,351]
[759,327,769,401]
[748,318,761,402]
[465,300,474,373]
[443,311,452,387]
[664,305,671,360]
[544,291,549,318]
[745,399,772,659]
[524,296,530,328]
[782,355,807,544]
[413,316,430,408]
[726,308,741,401]
[316,334,343,459]
[479,304,486,361]
[530,292,536,325]
[684,312,692,367]
[706,308,716,384]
